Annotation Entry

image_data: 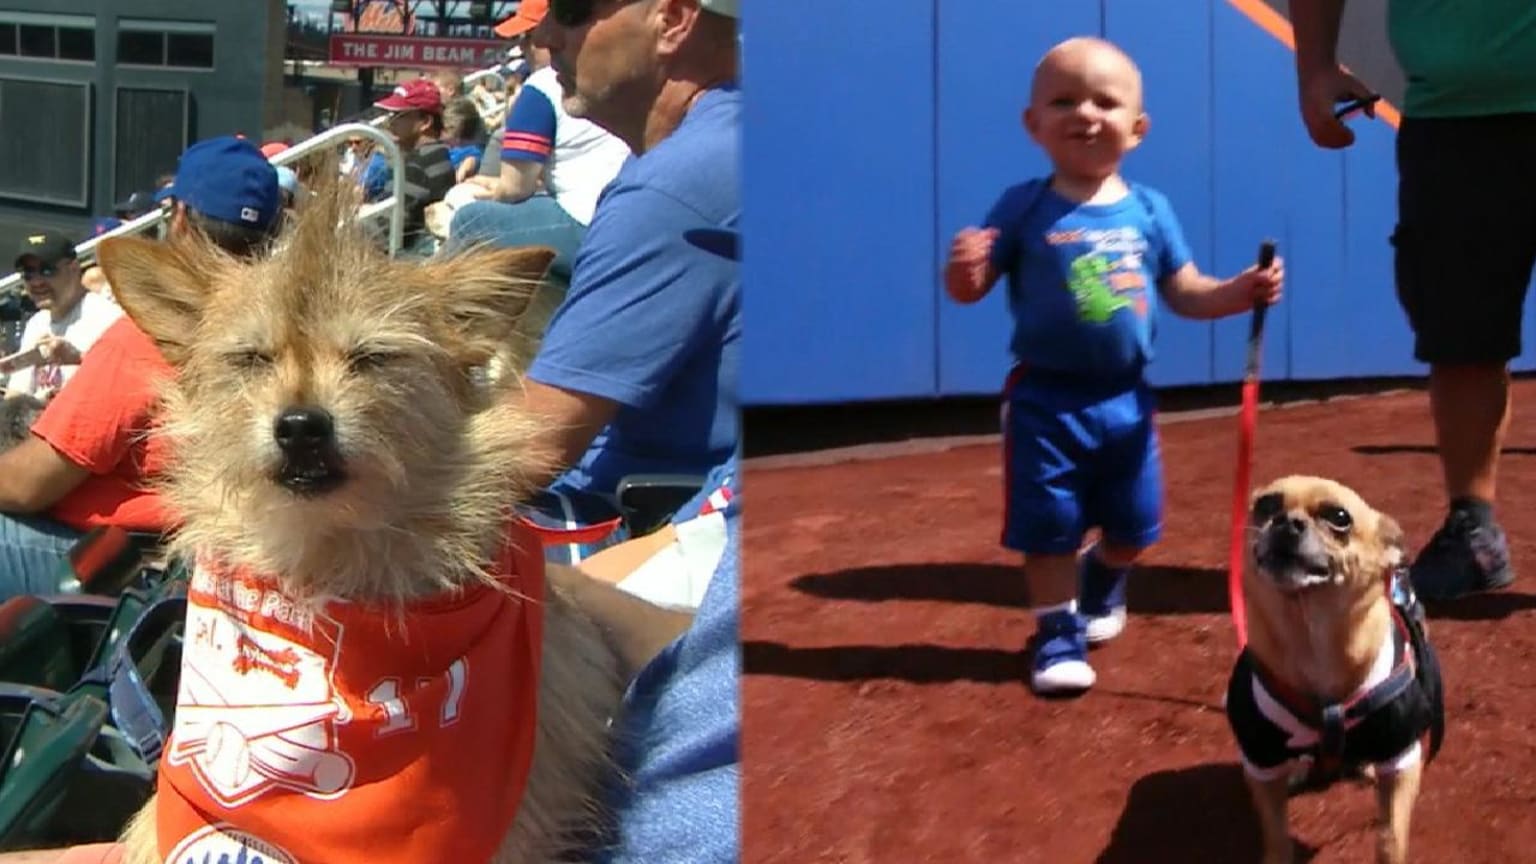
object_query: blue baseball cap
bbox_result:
[168,136,281,230]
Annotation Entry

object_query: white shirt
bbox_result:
[6,290,122,398]
[523,67,631,225]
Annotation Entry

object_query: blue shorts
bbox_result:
[1001,367,1163,555]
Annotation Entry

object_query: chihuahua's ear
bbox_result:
[427,245,555,363]
[1376,512,1406,569]
[96,236,216,366]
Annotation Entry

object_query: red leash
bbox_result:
[1228,240,1278,649]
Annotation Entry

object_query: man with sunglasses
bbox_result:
[502,0,741,571]
[2,232,122,401]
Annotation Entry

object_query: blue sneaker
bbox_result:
[1079,551,1128,644]
[1030,609,1095,694]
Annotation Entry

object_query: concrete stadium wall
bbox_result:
[741,0,1536,406]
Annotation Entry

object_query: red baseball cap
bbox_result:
[494,0,547,38]
[373,78,444,115]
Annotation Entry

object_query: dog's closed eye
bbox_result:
[1317,503,1353,534]
[226,349,273,371]
[345,347,400,373]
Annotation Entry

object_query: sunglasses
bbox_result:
[16,263,57,280]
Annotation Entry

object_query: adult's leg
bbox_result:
[446,196,586,283]
[0,513,84,601]
[1393,113,1536,600]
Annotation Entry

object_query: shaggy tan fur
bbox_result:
[98,172,624,864]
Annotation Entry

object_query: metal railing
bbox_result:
[462,68,507,90]
[0,120,406,298]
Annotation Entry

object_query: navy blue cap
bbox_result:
[169,136,281,230]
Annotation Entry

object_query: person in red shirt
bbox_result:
[0,135,281,600]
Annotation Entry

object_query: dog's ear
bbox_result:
[1375,512,1406,569]
[427,245,556,361]
[96,236,215,366]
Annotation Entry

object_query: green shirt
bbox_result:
[1389,0,1536,117]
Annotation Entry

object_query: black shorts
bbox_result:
[1394,113,1536,364]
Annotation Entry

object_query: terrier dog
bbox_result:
[1226,476,1444,864]
[96,175,624,864]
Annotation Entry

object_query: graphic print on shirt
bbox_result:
[165,823,297,864]
[1049,225,1150,324]
[166,568,356,808]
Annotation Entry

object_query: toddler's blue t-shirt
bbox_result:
[984,179,1194,379]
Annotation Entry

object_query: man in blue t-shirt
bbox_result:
[506,0,740,563]
[587,456,739,864]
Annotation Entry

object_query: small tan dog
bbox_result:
[96,176,624,863]
[1226,476,1444,864]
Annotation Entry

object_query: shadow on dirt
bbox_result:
[1097,762,1319,863]
[741,641,1024,685]
[789,562,1231,615]
[1353,443,1536,456]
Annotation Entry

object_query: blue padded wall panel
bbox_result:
[1106,0,1216,387]
[1338,119,1422,378]
[740,1,938,405]
[1210,0,1293,384]
[933,1,1102,396]
[1282,129,1349,380]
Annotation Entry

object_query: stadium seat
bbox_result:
[616,473,709,537]
[0,685,112,847]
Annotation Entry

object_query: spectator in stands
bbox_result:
[275,165,302,213]
[112,191,157,222]
[497,0,739,563]
[1,232,122,401]
[0,135,281,600]
[470,72,509,131]
[430,67,464,103]
[448,0,631,289]
[561,455,740,864]
[372,78,456,254]
[442,97,486,183]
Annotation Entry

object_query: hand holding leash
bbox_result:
[1230,240,1278,649]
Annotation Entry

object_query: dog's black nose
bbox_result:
[274,407,335,452]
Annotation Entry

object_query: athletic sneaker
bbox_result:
[1079,550,1128,644]
[1030,609,1095,694]
[1408,509,1514,601]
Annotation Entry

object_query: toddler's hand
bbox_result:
[945,226,999,293]
[1232,256,1284,308]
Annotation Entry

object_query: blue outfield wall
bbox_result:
[741,0,1536,406]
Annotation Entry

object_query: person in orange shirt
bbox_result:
[0,136,281,601]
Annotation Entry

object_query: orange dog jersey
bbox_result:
[156,526,545,864]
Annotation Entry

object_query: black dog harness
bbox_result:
[1225,572,1445,784]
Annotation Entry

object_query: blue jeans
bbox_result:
[0,513,82,601]
[447,196,586,283]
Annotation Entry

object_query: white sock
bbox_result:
[1034,600,1076,618]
